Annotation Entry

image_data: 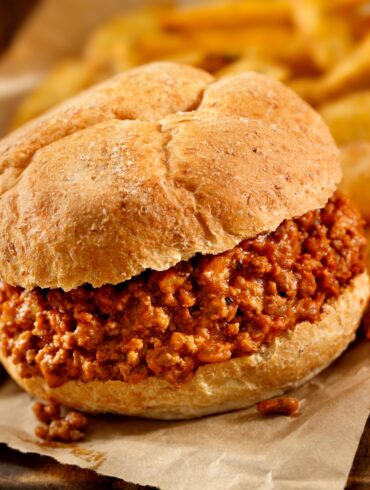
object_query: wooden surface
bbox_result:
[0,415,369,489]
[0,444,153,490]
[347,415,370,490]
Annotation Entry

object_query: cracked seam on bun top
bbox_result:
[0,62,340,290]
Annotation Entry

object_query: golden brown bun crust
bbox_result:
[0,62,339,290]
[1,272,368,419]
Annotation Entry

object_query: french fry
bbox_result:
[312,18,353,70]
[288,77,322,104]
[291,0,353,71]
[339,142,370,222]
[351,2,370,38]
[291,0,322,38]
[161,49,210,67]
[191,27,305,62]
[163,50,232,74]
[134,31,193,60]
[329,0,369,8]
[216,57,290,81]
[135,26,305,62]
[160,1,291,30]
[313,33,370,103]
[85,10,160,69]
[319,90,370,145]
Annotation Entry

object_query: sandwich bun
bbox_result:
[0,62,339,291]
[0,62,367,419]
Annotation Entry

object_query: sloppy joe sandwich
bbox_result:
[0,62,368,419]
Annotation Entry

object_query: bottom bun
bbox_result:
[1,272,369,420]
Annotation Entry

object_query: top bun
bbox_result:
[0,62,340,291]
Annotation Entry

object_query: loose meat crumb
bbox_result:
[0,194,367,386]
[257,397,300,416]
[33,401,88,442]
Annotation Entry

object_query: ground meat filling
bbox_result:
[33,401,88,442]
[0,194,366,387]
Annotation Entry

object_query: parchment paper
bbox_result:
[0,1,370,489]
[1,341,369,489]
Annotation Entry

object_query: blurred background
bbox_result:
[0,1,38,52]
[0,0,370,267]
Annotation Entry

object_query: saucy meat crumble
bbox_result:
[257,397,300,417]
[33,401,88,442]
[0,194,366,387]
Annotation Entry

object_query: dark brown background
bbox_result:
[0,0,38,52]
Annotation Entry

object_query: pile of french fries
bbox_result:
[9,0,370,242]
